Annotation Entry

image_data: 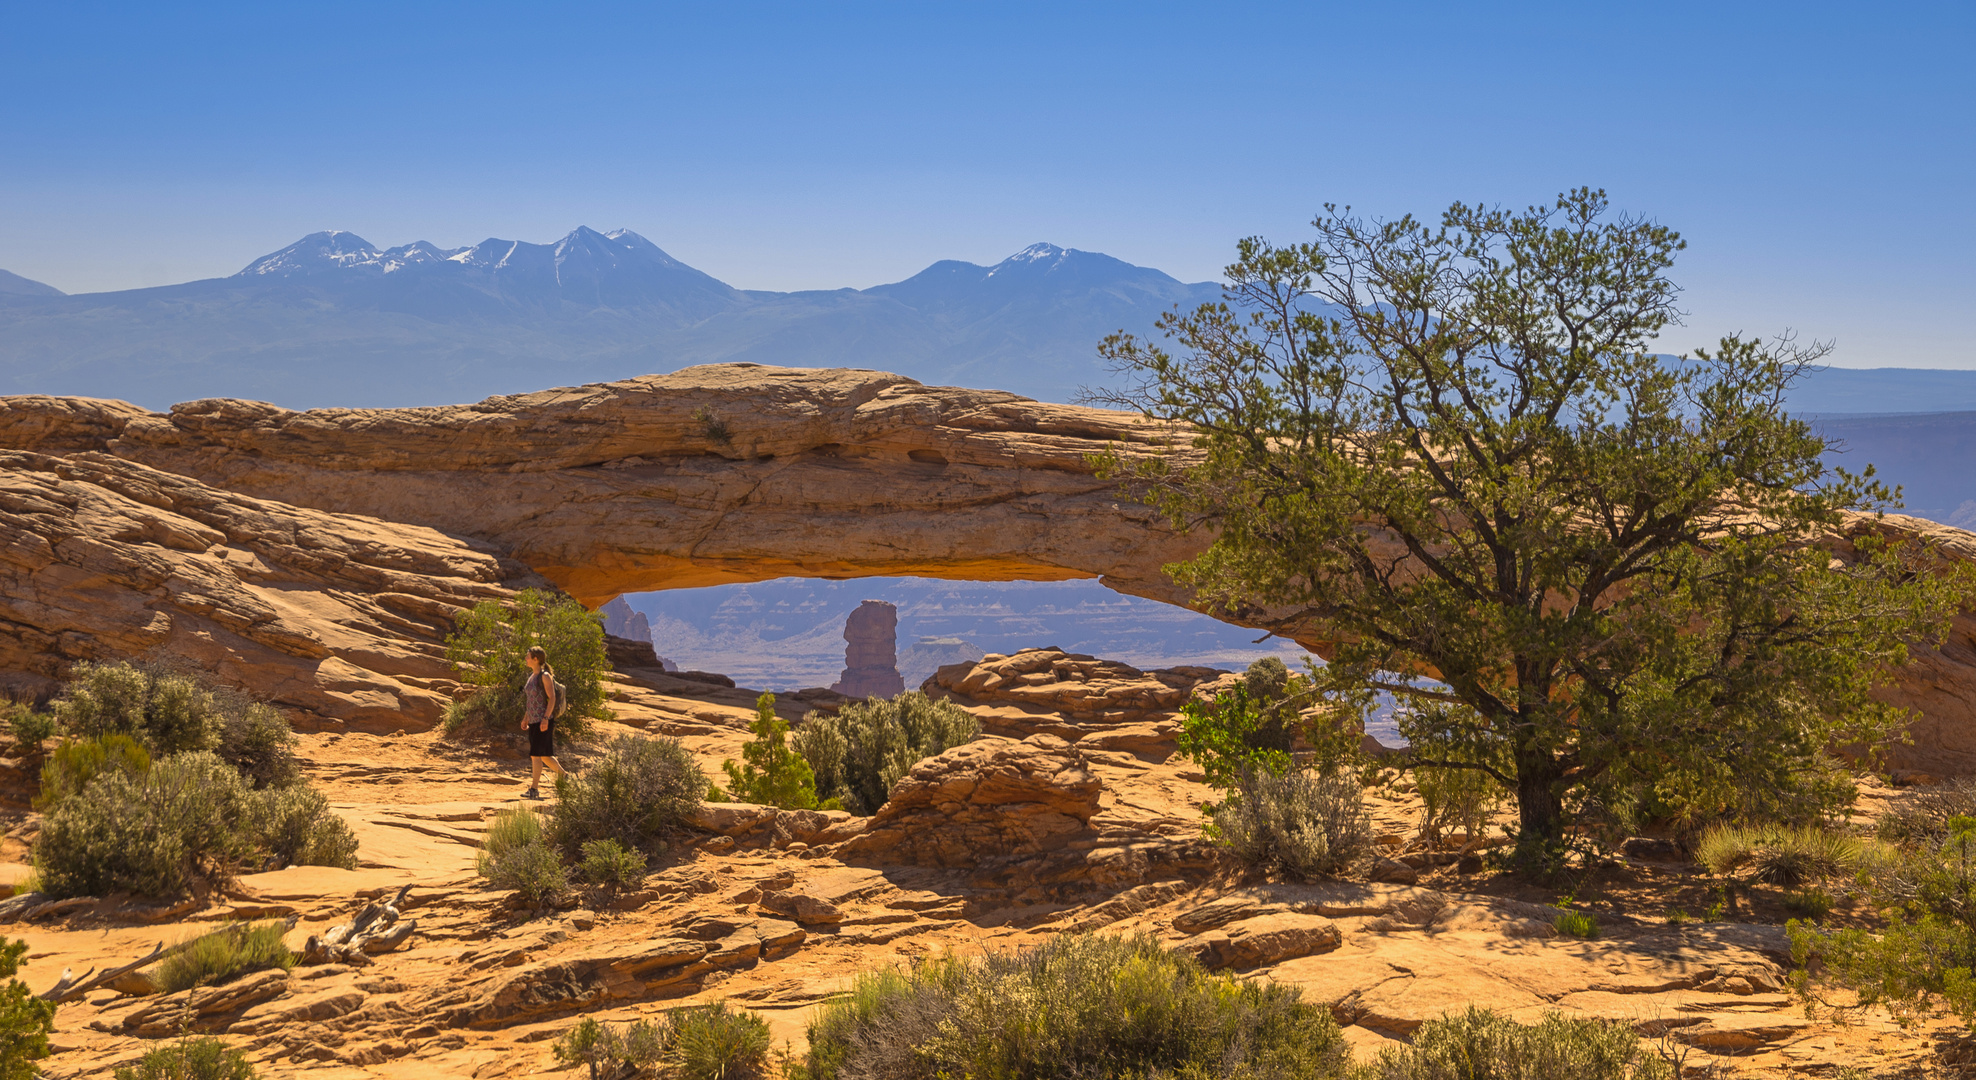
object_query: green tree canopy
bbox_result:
[445,588,610,739]
[1097,188,1969,859]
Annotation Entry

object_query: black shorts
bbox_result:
[527,720,555,758]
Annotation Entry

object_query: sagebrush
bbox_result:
[1358,1007,1670,1080]
[556,1002,771,1080]
[548,734,704,858]
[794,690,978,816]
[112,1035,256,1080]
[478,808,566,906]
[1210,766,1371,880]
[799,932,1348,1080]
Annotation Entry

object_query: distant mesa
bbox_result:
[602,595,673,671]
[831,600,906,700]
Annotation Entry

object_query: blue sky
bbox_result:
[2,1,1970,367]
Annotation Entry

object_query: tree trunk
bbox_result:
[1513,745,1566,850]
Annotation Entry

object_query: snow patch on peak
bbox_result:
[1010,243,1068,261]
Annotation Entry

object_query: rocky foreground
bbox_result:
[0,651,1948,1078]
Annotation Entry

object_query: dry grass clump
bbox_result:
[155,921,294,994]
[1694,822,1861,886]
[798,932,1348,1080]
[1211,767,1371,881]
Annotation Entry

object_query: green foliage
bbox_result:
[799,932,1348,1080]
[246,784,359,870]
[1356,1007,1671,1080]
[52,661,222,756]
[1783,888,1834,919]
[1094,188,1972,857]
[1,704,53,754]
[477,808,567,906]
[1663,908,1692,926]
[1209,766,1371,880]
[112,1035,256,1080]
[1553,909,1599,939]
[1695,823,1861,886]
[547,734,705,859]
[443,589,610,741]
[793,690,980,816]
[0,937,54,1080]
[35,733,151,811]
[215,700,300,789]
[35,751,258,898]
[1790,814,1976,1026]
[577,839,647,891]
[154,922,294,994]
[723,693,835,810]
[555,1003,770,1080]
[1177,684,1294,793]
[1395,702,1511,845]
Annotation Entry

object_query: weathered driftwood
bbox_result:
[38,941,166,1003]
[0,892,45,922]
[301,885,416,965]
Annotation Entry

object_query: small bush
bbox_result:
[35,734,150,811]
[0,937,54,1080]
[35,751,257,898]
[1553,909,1599,939]
[1695,822,1860,886]
[2,705,53,755]
[1210,766,1371,880]
[799,932,1348,1080]
[1358,1007,1671,1080]
[444,589,611,742]
[794,690,979,816]
[246,785,358,870]
[1880,776,1976,845]
[1664,908,1691,926]
[216,701,300,790]
[577,839,647,891]
[1176,683,1294,793]
[724,693,836,810]
[478,809,567,906]
[112,1035,256,1080]
[547,734,704,858]
[154,922,294,994]
[1397,701,1511,845]
[1783,888,1834,918]
[52,662,221,756]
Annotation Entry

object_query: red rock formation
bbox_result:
[829,600,904,700]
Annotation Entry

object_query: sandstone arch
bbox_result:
[4,364,1976,772]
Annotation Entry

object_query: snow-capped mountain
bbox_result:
[0,228,1218,408]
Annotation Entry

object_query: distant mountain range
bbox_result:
[0,227,1218,409]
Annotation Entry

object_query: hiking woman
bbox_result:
[522,645,569,798]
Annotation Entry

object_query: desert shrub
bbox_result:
[799,932,1348,1080]
[577,839,647,891]
[246,785,358,870]
[215,699,300,790]
[0,937,54,1080]
[1695,822,1860,886]
[1357,1007,1671,1080]
[1177,684,1294,794]
[1789,814,1976,1026]
[478,808,567,905]
[112,1035,256,1080]
[1880,777,1976,845]
[444,589,611,741]
[1396,702,1511,846]
[548,734,704,859]
[52,661,222,756]
[35,751,258,898]
[1210,766,1371,880]
[1553,909,1599,940]
[723,693,836,810]
[34,734,151,811]
[154,921,294,994]
[1,704,53,755]
[1784,888,1834,918]
[794,690,979,816]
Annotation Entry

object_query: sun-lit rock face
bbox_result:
[4,363,1976,772]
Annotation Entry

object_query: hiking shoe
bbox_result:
[523,788,540,800]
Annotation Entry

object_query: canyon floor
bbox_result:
[0,654,1962,1079]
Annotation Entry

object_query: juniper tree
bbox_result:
[1096,188,1969,861]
